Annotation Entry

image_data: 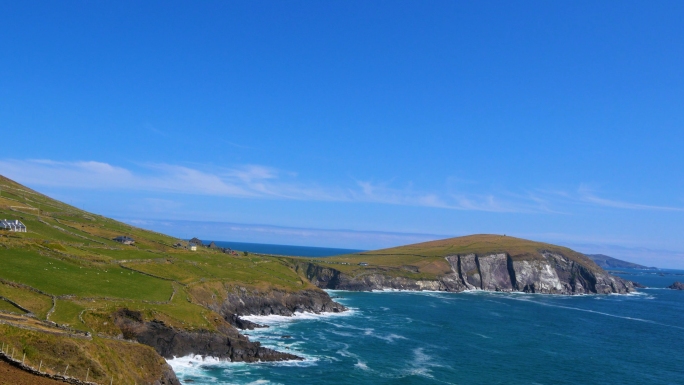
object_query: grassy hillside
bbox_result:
[296,234,603,280]
[0,175,320,383]
[0,175,314,332]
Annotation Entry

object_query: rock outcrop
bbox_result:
[113,309,299,362]
[668,281,684,290]
[113,286,347,364]
[187,286,347,329]
[219,288,347,316]
[301,251,633,295]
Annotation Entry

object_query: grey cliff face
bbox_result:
[302,252,633,295]
[219,288,347,317]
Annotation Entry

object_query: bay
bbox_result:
[169,258,684,384]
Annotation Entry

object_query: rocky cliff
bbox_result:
[188,285,347,329]
[113,309,299,362]
[301,251,633,294]
[111,285,347,364]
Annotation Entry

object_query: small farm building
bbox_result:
[0,219,27,232]
[113,236,135,245]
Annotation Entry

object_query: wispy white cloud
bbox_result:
[1,159,541,212]
[2,159,681,214]
[351,180,536,212]
[578,190,684,212]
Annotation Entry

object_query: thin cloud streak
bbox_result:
[2,158,682,214]
[579,193,684,212]
[1,159,539,212]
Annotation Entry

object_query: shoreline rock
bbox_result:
[667,281,684,290]
[113,309,300,363]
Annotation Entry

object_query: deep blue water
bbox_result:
[208,241,364,257]
[169,269,684,385]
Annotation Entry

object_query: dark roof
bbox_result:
[114,236,135,242]
[189,237,203,245]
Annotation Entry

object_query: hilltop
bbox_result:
[293,234,634,294]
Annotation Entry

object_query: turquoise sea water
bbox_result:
[169,267,684,385]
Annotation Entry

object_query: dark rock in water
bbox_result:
[668,281,684,290]
[227,314,267,330]
[630,281,647,288]
[113,308,300,362]
[281,335,292,339]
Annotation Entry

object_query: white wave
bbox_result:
[167,353,319,373]
[166,355,221,384]
[378,333,408,342]
[399,347,449,380]
[241,308,358,327]
[472,332,491,339]
[354,360,370,371]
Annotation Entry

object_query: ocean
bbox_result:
[210,241,365,257]
[168,245,684,385]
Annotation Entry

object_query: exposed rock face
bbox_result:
[668,281,684,290]
[186,285,347,330]
[157,364,181,385]
[113,309,299,363]
[302,252,633,295]
[220,288,347,316]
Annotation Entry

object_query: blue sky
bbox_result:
[1,1,683,267]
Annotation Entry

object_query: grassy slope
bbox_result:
[0,175,318,383]
[294,234,603,280]
[0,175,314,333]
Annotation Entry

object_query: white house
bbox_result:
[189,245,197,251]
[0,219,27,232]
[113,236,135,245]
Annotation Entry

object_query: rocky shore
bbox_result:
[113,287,347,363]
[113,308,300,363]
[668,281,684,290]
[112,250,632,378]
[300,252,634,295]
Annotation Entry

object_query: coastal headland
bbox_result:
[0,175,635,383]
